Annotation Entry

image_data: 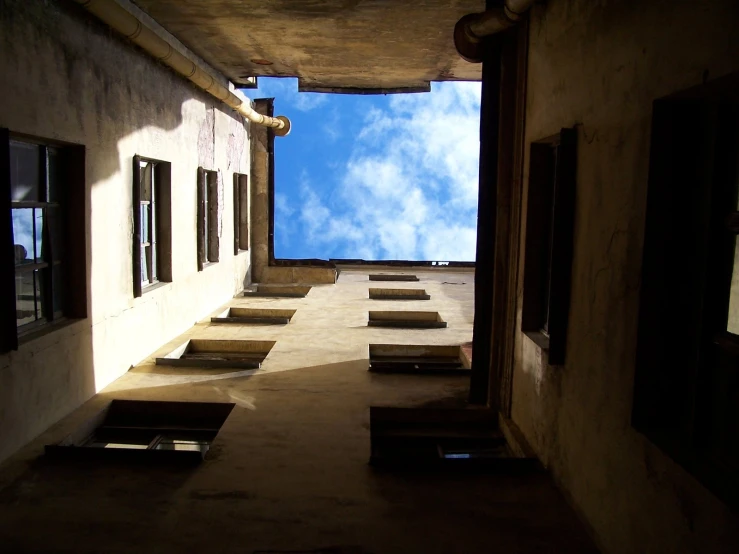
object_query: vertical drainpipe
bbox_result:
[469,38,502,406]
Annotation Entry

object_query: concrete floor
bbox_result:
[0,352,598,553]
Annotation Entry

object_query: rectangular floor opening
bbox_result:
[244,284,311,298]
[368,311,446,329]
[211,307,296,325]
[45,400,235,463]
[156,339,276,369]
[368,288,430,300]
[369,344,470,374]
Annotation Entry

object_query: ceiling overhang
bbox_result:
[132,0,484,91]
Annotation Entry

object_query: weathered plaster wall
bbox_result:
[0,266,593,553]
[116,267,475,392]
[0,0,251,462]
[511,1,739,552]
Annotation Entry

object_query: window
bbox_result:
[369,274,419,282]
[369,288,430,300]
[0,130,86,352]
[367,311,447,329]
[521,128,577,364]
[156,339,275,369]
[211,307,295,325]
[132,156,172,296]
[368,344,470,374]
[369,407,532,470]
[45,400,235,463]
[197,167,219,269]
[633,84,739,507]
[243,284,311,298]
[233,172,248,254]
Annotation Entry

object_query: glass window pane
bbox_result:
[9,141,40,202]
[728,237,739,335]
[12,208,35,266]
[140,161,153,202]
[154,438,209,453]
[34,208,45,262]
[47,147,63,204]
[15,271,36,327]
[140,203,150,242]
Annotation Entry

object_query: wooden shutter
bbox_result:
[233,173,240,255]
[207,171,219,263]
[64,144,87,318]
[0,128,18,352]
[196,167,205,271]
[132,155,142,297]
[547,128,577,365]
[238,174,249,251]
[155,162,172,283]
[521,128,577,365]
[521,141,555,342]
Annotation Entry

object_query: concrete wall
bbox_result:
[0,0,251,462]
[117,267,474,393]
[0,267,596,554]
[511,1,739,552]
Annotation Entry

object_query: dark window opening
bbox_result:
[632,75,739,508]
[521,128,577,364]
[367,311,446,329]
[45,400,235,463]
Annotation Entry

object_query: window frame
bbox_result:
[520,128,577,365]
[132,155,172,297]
[0,129,87,352]
[11,142,63,332]
[45,399,235,464]
[197,167,219,270]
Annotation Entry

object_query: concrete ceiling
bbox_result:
[133,0,485,92]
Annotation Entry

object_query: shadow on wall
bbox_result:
[0,359,595,552]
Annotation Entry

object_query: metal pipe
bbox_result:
[73,0,291,136]
[454,0,536,63]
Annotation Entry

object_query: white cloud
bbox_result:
[273,192,296,248]
[294,93,328,112]
[296,81,481,261]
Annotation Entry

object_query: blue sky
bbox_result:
[243,78,481,261]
